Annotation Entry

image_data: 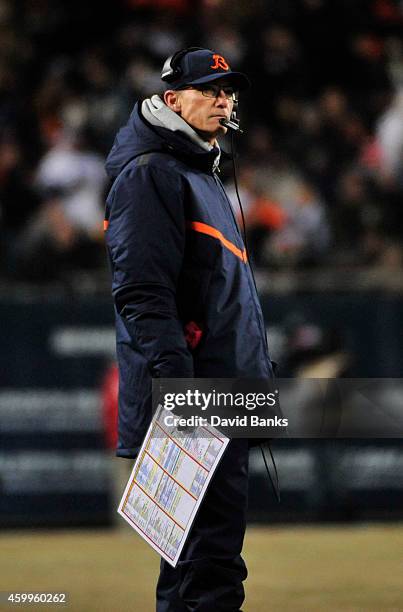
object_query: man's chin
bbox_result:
[196,125,227,144]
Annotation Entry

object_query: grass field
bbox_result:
[1,525,403,611]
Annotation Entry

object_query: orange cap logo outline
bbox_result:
[210,54,230,70]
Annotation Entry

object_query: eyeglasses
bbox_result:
[180,85,237,100]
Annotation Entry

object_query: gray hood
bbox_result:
[141,95,221,170]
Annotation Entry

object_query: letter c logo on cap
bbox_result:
[210,54,229,70]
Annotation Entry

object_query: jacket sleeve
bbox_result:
[105,161,194,378]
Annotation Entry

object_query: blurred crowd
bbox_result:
[1,0,403,284]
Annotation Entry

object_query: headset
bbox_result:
[161,46,205,84]
[161,47,242,133]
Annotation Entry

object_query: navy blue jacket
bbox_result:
[105,101,273,457]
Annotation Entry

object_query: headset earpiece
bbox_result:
[161,46,205,83]
[161,55,176,82]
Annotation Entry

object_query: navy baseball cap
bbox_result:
[161,48,250,91]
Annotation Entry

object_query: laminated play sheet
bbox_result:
[118,406,229,566]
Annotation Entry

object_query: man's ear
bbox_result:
[164,90,181,113]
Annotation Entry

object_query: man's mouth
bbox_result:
[211,115,229,121]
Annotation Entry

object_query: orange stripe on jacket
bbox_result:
[187,221,247,263]
[103,220,109,231]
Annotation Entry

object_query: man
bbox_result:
[105,47,274,611]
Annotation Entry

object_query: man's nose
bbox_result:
[215,90,230,105]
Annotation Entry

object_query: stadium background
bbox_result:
[1,0,403,609]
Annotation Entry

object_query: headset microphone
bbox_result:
[220,116,243,133]
[220,94,243,133]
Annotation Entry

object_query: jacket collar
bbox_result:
[105,97,225,180]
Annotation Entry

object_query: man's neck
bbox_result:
[194,129,218,147]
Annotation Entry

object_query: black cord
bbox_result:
[230,130,250,258]
[229,130,269,353]
[229,131,281,504]
[260,442,281,503]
